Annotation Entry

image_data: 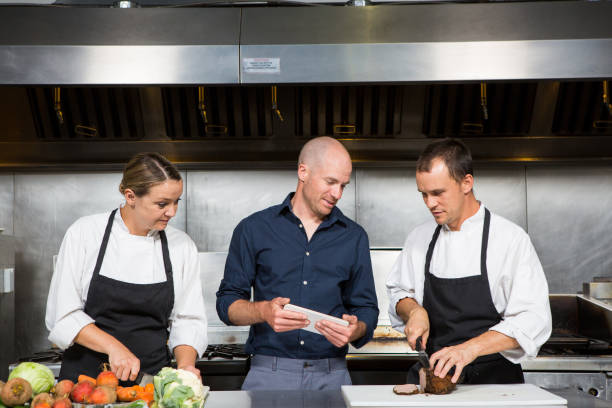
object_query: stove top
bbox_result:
[200,344,249,361]
[538,331,611,356]
[16,348,63,364]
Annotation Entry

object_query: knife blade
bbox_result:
[135,371,154,386]
[415,336,430,369]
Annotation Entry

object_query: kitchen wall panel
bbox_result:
[0,174,14,235]
[186,170,356,252]
[526,166,612,294]
[13,172,186,356]
[5,163,610,357]
[473,166,528,229]
[355,168,430,248]
[356,167,527,248]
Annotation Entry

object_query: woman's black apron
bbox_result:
[408,208,524,384]
[59,209,174,384]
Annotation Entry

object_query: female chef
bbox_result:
[46,152,207,383]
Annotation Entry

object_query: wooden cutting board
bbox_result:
[341,384,567,407]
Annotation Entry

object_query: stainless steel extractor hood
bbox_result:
[0,7,241,85]
[240,1,612,83]
[0,1,611,85]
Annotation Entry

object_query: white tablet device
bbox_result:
[283,303,349,335]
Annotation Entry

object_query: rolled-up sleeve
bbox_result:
[386,233,419,334]
[344,229,379,348]
[46,222,96,350]
[216,220,255,326]
[168,240,208,357]
[490,233,552,363]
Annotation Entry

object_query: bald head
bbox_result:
[298,136,351,171]
[294,137,352,219]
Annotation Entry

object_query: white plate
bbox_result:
[283,304,349,335]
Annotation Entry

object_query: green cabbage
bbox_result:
[153,368,208,408]
[8,362,54,395]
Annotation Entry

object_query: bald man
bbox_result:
[216,137,379,391]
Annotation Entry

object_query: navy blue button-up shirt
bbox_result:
[216,193,379,359]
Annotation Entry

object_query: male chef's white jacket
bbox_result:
[386,204,552,363]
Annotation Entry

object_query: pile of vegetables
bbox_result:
[1,362,55,408]
[2,364,208,408]
[152,368,208,408]
[1,362,157,408]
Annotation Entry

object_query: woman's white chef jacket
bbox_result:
[46,209,208,356]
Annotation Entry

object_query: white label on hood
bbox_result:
[243,58,280,74]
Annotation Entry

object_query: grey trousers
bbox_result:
[241,354,352,391]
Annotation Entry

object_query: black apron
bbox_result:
[408,208,523,384]
[59,209,174,384]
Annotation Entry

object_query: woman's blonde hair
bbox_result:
[119,152,181,197]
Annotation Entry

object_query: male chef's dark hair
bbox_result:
[416,138,473,184]
[119,152,182,197]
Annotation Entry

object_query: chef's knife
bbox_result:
[414,336,430,369]
[135,371,154,386]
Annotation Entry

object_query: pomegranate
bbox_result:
[69,381,95,403]
[86,386,117,405]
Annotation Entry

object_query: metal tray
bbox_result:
[72,402,148,408]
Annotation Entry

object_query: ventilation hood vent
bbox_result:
[0,7,241,85]
[0,1,611,85]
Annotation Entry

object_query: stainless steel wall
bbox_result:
[0,174,14,235]
[2,165,610,356]
[186,170,356,251]
[526,166,612,294]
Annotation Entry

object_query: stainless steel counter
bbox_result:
[522,357,612,372]
[204,389,612,408]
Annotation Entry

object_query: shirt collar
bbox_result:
[278,192,345,227]
[442,202,484,232]
[115,204,158,238]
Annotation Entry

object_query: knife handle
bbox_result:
[415,336,423,351]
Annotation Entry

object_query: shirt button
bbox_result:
[299,224,303,228]
[306,251,310,256]
[303,281,308,285]
[300,340,305,346]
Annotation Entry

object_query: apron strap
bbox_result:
[159,230,174,283]
[158,230,175,322]
[92,209,118,278]
[424,225,442,275]
[480,208,491,280]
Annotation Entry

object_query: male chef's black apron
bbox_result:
[408,208,523,385]
[59,209,174,384]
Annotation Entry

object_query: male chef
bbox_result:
[217,136,379,390]
[386,138,551,384]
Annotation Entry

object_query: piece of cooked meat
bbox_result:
[393,384,420,395]
[420,367,457,394]
[394,367,457,396]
